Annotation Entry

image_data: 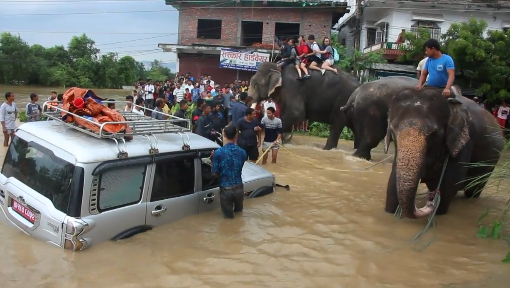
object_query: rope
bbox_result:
[394,157,449,250]
[279,145,392,173]
[255,142,275,165]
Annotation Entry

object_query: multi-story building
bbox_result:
[335,0,510,78]
[159,0,350,83]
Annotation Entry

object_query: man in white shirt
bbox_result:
[184,79,194,92]
[416,56,429,83]
[0,92,18,146]
[263,97,277,117]
[144,78,155,109]
[207,75,215,88]
[173,83,185,102]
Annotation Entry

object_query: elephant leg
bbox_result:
[323,113,346,150]
[430,159,468,216]
[352,117,386,161]
[385,158,399,213]
[353,128,360,150]
[353,142,372,161]
[463,165,495,199]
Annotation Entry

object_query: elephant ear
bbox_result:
[267,69,282,97]
[446,103,471,157]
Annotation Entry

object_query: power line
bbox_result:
[2,0,161,3]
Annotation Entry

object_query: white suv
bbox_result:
[0,102,275,251]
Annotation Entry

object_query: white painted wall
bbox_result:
[360,9,510,50]
[335,0,356,27]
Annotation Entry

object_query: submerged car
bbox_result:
[0,103,275,251]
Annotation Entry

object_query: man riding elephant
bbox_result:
[248,61,360,150]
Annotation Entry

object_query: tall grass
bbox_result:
[463,140,510,263]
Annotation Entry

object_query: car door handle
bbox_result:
[151,205,167,216]
[203,193,215,204]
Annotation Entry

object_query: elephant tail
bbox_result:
[339,104,352,112]
[340,92,358,113]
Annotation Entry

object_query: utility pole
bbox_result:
[353,0,363,80]
[354,0,362,52]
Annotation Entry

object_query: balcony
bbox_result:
[363,42,409,58]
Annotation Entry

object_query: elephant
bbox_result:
[248,62,360,150]
[384,87,504,219]
[340,76,419,160]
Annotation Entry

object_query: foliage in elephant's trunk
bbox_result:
[395,128,433,219]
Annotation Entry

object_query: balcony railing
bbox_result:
[362,42,410,54]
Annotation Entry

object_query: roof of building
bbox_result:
[165,0,348,10]
[17,121,220,164]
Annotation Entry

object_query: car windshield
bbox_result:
[2,135,75,214]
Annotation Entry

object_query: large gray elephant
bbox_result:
[384,87,504,219]
[248,62,360,150]
[340,76,419,160]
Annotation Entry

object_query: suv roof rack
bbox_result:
[42,100,192,158]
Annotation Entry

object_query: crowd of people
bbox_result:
[125,74,284,166]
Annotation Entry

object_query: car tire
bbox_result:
[248,186,274,198]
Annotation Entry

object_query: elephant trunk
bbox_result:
[395,128,434,219]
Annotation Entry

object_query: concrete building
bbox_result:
[159,0,349,83]
[335,0,510,78]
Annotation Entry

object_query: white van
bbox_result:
[0,103,275,251]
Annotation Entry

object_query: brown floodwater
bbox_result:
[0,85,509,288]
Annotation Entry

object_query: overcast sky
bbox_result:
[0,0,179,65]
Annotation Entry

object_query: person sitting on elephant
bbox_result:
[319,37,338,75]
[416,39,460,103]
[296,35,311,80]
[276,37,294,72]
[304,34,325,75]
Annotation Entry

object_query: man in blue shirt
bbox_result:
[212,125,248,219]
[417,39,459,103]
[230,92,250,124]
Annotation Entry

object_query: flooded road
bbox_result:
[0,134,509,288]
[0,85,509,287]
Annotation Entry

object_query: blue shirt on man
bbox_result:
[212,143,247,187]
[424,54,454,87]
[230,101,248,124]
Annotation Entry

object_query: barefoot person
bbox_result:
[0,92,18,147]
[211,125,248,219]
[260,107,282,164]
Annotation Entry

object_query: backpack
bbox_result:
[333,47,339,62]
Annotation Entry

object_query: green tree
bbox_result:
[397,17,510,100]
[442,18,510,100]
[330,31,387,83]
[0,32,170,88]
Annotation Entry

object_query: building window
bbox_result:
[411,21,441,40]
[241,21,263,46]
[504,27,509,33]
[275,22,300,42]
[197,19,222,39]
[366,28,377,47]
[341,38,346,46]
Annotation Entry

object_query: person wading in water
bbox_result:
[211,125,247,219]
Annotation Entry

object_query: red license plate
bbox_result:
[11,198,36,223]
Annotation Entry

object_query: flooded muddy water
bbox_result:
[0,85,509,287]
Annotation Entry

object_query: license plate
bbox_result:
[11,198,36,223]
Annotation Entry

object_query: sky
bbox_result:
[0,0,179,68]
